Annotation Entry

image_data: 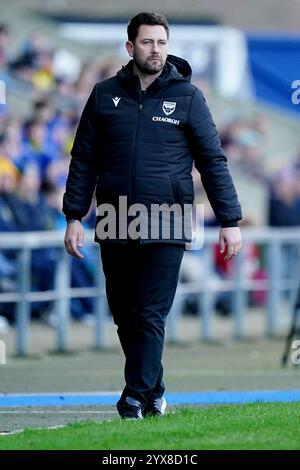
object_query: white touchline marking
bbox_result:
[0,415,119,436]
[0,425,67,436]
[0,410,118,414]
[0,391,122,397]
[0,430,24,436]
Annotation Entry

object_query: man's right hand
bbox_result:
[64,220,84,259]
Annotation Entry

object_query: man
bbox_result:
[63,12,242,419]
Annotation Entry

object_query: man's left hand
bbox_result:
[219,227,242,260]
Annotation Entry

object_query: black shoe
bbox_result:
[145,396,167,416]
[116,396,144,420]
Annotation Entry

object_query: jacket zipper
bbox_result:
[130,89,145,206]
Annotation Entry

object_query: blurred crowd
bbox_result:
[0,24,300,325]
[0,24,121,325]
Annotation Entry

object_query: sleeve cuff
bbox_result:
[221,220,239,228]
[66,215,82,223]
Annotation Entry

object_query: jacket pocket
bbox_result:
[170,175,182,204]
[170,175,194,205]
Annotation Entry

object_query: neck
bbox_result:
[132,62,163,91]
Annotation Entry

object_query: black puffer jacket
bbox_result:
[63,55,242,245]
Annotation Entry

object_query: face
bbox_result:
[126,25,168,75]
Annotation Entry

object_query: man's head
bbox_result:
[126,12,169,75]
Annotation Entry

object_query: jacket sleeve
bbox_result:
[62,84,98,222]
[186,88,242,227]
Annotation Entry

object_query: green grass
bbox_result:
[1,403,300,450]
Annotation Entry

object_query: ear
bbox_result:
[126,40,133,57]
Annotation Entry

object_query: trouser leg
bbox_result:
[99,241,136,355]
[100,241,184,405]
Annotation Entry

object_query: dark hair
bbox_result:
[127,12,169,43]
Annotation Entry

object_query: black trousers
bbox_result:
[99,240,184,406]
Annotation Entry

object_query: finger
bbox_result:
[233,242,240,256]
[224,243,234,260]
[219,236,225,253]
[64,239,72,255]
[70,239,84,259]
[236,240,242,254]
[230,240,242,258]
[77,231,84,248]
[66,236,84,259]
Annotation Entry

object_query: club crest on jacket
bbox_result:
[162,101,176,115]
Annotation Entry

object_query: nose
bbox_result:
[151,42,159,54]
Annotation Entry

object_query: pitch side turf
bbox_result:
[0,404,300,450]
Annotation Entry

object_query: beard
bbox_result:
[133,53,165,75]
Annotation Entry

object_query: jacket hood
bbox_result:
[166,55,192,82]
[117,54,192,91]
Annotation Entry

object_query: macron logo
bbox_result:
[112,97,121,107]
